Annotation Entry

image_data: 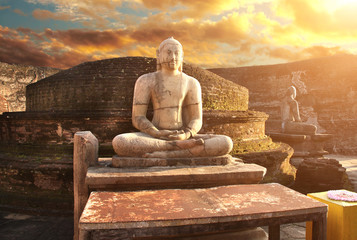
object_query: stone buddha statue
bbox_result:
[112,37,233,158]
[281,86,317,135]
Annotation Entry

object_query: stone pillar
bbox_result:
[73,131,98,240]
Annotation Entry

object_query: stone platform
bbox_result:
[87,158,266,191]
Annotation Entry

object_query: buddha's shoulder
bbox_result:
[136,72,157,85]
[182,72,200,87]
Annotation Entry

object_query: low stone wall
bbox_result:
[0,110,267,146]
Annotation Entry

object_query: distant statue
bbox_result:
[281,86,317,135]
[112,37,233,158]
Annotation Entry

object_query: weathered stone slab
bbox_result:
[79,183,327,239]
[86,161,266,191]
[112,154,232,167]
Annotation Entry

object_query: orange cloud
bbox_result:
[13,9,27,16]
[33,9,72,21]
[256,45,347,63]
[44,28,133,52]
[0,30,53,67]
[141,0,246,19]
[302,46,347,58]
[0,5,10,10]
[17,27,45,41]
[30,0,124,29]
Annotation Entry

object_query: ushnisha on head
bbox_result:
[156,37,184,72]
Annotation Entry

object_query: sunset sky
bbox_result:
[0,0,357,69]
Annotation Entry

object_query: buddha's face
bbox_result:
[159,43,183,71]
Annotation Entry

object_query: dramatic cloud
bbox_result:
[1,0,356,68]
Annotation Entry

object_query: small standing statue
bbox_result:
[112,37,233,158]
[281,86,317,135]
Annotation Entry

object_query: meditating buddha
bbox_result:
[112,37,233,158]
[281,86,317,135]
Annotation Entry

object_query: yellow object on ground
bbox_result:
[306,190,357,240]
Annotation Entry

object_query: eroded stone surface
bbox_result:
[80,183,326,231]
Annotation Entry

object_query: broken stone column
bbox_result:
[73,131,98,240]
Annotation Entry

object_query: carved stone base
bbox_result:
[268,132,332,158]
[112,155,234,168]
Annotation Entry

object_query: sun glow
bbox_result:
[322,0,357,12]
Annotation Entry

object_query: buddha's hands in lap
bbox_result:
[164,130,190,141]
[147,128,190,141]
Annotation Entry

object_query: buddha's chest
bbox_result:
[152,76,187,105]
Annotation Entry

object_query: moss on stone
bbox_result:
[231,136,279,155]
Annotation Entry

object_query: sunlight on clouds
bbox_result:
[274,0,357,36]
[1,0,357,68]
[126,45,156,57]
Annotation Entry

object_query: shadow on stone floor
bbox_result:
[0,210,73,240]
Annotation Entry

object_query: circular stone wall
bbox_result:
[26,57,248,112]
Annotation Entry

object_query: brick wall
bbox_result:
[26,57,249,112]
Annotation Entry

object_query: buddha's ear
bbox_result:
[156,49,161,71]
[156,49,160,60]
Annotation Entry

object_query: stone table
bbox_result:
[79,183,327,240]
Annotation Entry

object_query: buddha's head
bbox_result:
[156,37,183,72]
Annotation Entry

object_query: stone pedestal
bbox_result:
[268,132,332,158]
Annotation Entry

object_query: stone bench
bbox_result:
[73,131,267,240]
[79,183,327,240]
